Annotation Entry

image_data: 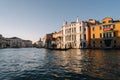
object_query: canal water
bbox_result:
[0,48,120,80]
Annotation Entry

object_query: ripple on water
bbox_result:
[0,48,120,80]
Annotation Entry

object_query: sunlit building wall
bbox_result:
[90,17,120,48]
[62,18,88,48]
[52,31,63,48]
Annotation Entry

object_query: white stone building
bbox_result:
[6,37,23,48]
[22,40,33,48]
[6,37,32,48]
[62,18,87,49]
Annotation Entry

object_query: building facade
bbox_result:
[43,33,53,48]
[52,31,63,49]
[62,18,88,49]
[35,38,43,48]
[90,17,120,49]
[42,17,120,49]
[0,34,7,48]
[6,37,32,48]
[22,40,33,48]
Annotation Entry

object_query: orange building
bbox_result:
[52,31,63,48]
[90,17,120,49]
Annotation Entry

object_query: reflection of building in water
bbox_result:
[82,50,105,78]
[54,49,83,73]
[43,49,120,79]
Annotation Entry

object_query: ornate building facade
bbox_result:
[62,18,89,49]
[90,17,120,49]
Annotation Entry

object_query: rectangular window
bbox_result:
[103,21,105,23]
[109,33,112,37]
[93,34,95,38]
[100,33,102,38]
[84,34,86,40]
[114,32,116,37]
[72,35,73,41]
[84,28,86,32]
[80,26,81,31]
[103,33,105,38]
[69,28,71,33]
[74,28,76,33]
[73,35,76,41]
[108,20,112,23]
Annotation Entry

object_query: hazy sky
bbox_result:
[0,0,120,42]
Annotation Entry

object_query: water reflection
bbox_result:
[44,49,120,79]
[0,48,120,80]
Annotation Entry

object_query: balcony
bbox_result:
[103,28,113,31]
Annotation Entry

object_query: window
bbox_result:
[68,28,71,33]
[93,34,95,38]
[103,21,106,23]
[106,33,108,38]
[84,28,86,31]
[114,32,117,37]
[103,33,105,38]
[72,35,73,41]
[108,20,112,23]
[84,34,86,40]
[73,35,76,41]
[109,33,112,37]
[100,33,102,38]
[80,26,81,31]
[74,28,76,33]
[72,28,73,33]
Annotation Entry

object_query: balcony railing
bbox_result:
[103,28,113,31]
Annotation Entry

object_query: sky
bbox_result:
[0,0,120,42]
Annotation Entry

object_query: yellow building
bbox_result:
[90,17,120,49]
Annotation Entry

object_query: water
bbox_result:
[0,48,120,80]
